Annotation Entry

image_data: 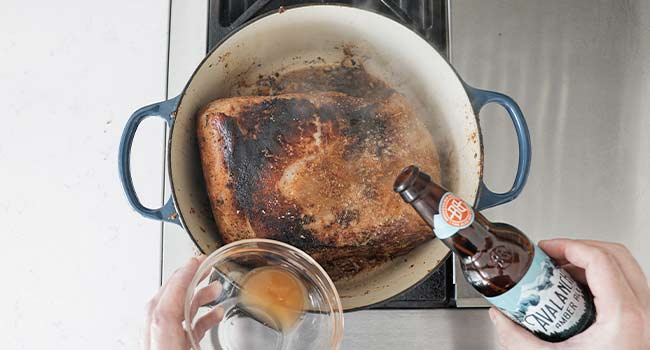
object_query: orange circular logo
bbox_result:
[440,193,474,228]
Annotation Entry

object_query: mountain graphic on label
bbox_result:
[505,252,595,341]
[512,257,556,323]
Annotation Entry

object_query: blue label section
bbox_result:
[486,246,594,339]
[433,214,458,239]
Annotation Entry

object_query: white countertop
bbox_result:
[1,0,169,349]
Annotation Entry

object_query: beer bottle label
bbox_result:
[486,245,595,341]
[433,192,475,239]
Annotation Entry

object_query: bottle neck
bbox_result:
[409,183,447,227]
[409,188,495,260]
[394,165,493,259]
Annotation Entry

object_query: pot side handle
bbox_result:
[464,85,532,210]
[118,96,181,225]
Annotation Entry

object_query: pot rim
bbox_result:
[166,3,485,311]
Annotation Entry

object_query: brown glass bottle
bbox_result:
[394,165,595,342]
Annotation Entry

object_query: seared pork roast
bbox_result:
[197,91,440,279]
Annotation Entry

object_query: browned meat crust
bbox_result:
[197,91,440,280]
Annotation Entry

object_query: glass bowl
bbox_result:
[184,239,344,350]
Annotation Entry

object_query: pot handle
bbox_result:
[464,85,531,210]
[118,96,181,225]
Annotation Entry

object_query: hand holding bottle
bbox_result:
[490,239,650,350]
[395,166,595,341]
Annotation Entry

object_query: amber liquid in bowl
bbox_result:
[239,267,308,331]
[188,239,343,350]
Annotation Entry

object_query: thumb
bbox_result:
[489,308,553,350]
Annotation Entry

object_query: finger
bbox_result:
[560,264,587,285]
[142,267,184,350]
[144,272,176,350]
[489,308,553,350]
[150,254,206,306]
[192,306,225,342]
[578,240,650,308]
[198,264,215,282]
[149,269,179,308]
[538,239,570,265]
[190,282,223,320]
[543,239,649,305]
[539,239,638,315]
[156,256,206,323]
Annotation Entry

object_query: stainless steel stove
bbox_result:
[161,1,650,348]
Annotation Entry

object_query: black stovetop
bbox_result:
[207,0,451,309]
[208,0,447,57]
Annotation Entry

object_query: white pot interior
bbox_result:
[169,5,481,309]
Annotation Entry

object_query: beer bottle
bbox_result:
[394,165,596,342]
